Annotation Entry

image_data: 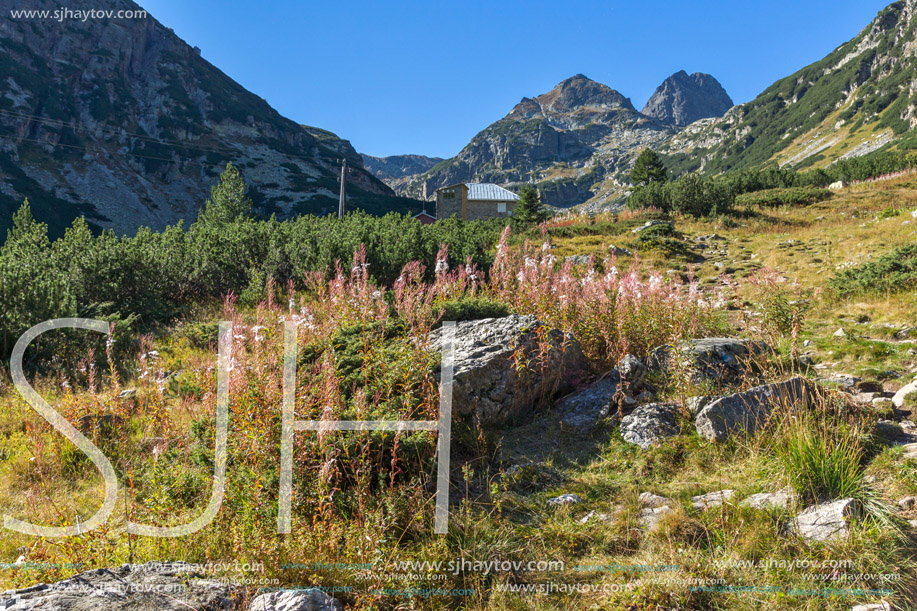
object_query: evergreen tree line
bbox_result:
[0,164,508,359]
[628,148,917,216]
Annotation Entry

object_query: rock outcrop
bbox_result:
[641,71,734,127]
[557,354,648,431]
[0,563,343,611]
[695,376,815,442]
[649,337,767,384]
[2,562,231,610]
[436,315,587,426]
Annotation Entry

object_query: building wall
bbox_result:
[435,185,465,219]
[464,199,516,220]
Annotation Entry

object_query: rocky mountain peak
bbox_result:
[641,71,733,126]
[540,74,636,112]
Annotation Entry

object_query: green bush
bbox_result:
[435,296,510,324]
[827,244,917,297]
[0,166,510,363]
[627,173,733,217]
[734,186,832,207]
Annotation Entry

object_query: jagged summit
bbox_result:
[641,71,734,126]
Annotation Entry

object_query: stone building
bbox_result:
[434,183,519,220]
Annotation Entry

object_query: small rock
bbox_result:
[803,339,813,347]
[902,443,917,460]
[608,244,633,257]
[818,374,861,390]
[850,602,890,611]
[249,589,343,611]
[578,510,614,524]
[639,492,670,508]
[685,395,712,417]
[691,489,735,511]
[617,354,646,391]
[892,378,917,408]
[639,505,673,530]
[620,403,681,449]
[833,328,847,338]
[631,220,674,234]
[565,254,591,266]
[910,519,917,529]
[740,487,797,510]
[547,493,583,506]
[898,496,916,511]
[790,498,857,542]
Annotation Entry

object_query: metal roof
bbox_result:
[465,183,520,201]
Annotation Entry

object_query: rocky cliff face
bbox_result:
[641,71,733,127]
[361,154,444,181]
[662,0,917,174]
[0,0,397,236]
[405,75,676,209]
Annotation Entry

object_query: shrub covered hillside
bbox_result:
[0,164,507,359]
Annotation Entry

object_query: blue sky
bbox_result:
[141,0,891,159]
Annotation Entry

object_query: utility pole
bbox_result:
[338,159,348,219]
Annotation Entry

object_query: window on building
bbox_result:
[497,202,506,213]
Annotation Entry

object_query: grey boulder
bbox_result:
[695,376,815,442]
[649,338,767,384]
[620,403,681,449]
[557,355,646,432]
[433,315,587,426]
[789,499,858,542]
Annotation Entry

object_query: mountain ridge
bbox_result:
[0,0,404,237]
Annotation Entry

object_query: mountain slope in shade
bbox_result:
[641,71,734,127]
[0,0,400,237]
[361,153,444,185]
[404,74,675,209]
[662,0,917,174]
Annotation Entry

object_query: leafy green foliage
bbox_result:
[828,244,917,298]
[630,148,668,186]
